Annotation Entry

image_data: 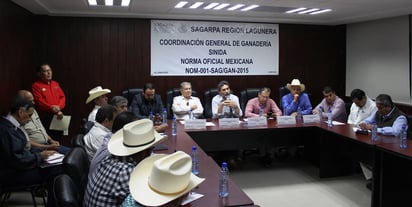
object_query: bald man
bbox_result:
[18,90,70,154]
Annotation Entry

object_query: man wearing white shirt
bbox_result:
[212,80,242,118]
[347,89,377,125]
[172,82,203,120]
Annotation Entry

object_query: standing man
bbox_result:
[347,89,377,125]
[172,81,204,120]
[129,83,164,119]
[32,63,66,139]
[86,86,111,122]
[244,87,282,118]
[281,79,312,116]
[212,80,242,118]
[312,86,347,122]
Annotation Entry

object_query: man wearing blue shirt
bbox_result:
[281,79,313,116]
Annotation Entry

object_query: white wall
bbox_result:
[346,15,410,104]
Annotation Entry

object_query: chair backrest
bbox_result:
[53,174,81,207]
[80,121,94,134]
[166,88,198,119]
[203,88,219,118]
[71,134,85,148]
[121,88,143,105]
[63,147,90,201]
[240,88,260,116]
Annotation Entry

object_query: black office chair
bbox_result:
[166,88,198,119]
[121,88,143,105]
[62,147,90,202]
[53,174,81,207]
[278,86,290,109]
[203,88,219,118]
[240,88,260,116]
[71,134,85,148]
[80,119,94,135]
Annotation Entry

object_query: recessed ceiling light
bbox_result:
[190,2,204,9]
[88,0,97,6]
[213,3,230,10]
[285,8,306,13]
[227,4,245,11]
[105,0,113,6]
[175,1,188,8]
[240,5,258,11]
[298,8,320,14]
[121,0,131,7]
[204,3,219,9]
[309,9,332,14]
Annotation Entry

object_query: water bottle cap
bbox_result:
[192,146,197,150]
[402,125,407,129]
[222,162,228,168]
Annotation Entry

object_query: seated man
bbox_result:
[0,95,63,206]
[84,119,167,207]
[86,86,111,122]
[172,81,204,120]
[347,89,377,125]
[83,105,118,161]
[121,151,205,207]
[212,80,242,118]
[312,86,347,123]
[281,79,312,116]
[110,96,129,113]
[129,83,164,119]
[19,90,70,154]
[244,87,282,118]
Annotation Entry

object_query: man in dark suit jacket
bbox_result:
[129,82,164,120]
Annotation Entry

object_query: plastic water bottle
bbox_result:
[219,162,229,197]
[318,106,324,120]
[162,108,168,124]
[283,106,288,116]
[149,111,154,122]
[191,146,199,175]
[371,121,378,142]
[189,109,194,119]
[327,110,333,127]
[171,116,177,136]
[296,107,302,121]
[400,124,408,149]
[259,105,264,117]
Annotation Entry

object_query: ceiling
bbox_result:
[11,0,412,25]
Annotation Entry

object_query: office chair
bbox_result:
[203,88,219,118]
[239,88,260,116]
[278,86,290,109]
[62,147,90,202]
[121,88,143,105]
[0,182,46,207]
[53,174,81,207]
[166,88,198,119]
[80,120,94,135]
[71,134,85,148]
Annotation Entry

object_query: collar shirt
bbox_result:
[84,155,138,207]
[347,97,377,125]
[172,95,204,120]
[6,114,31,150]
[32,80,66,113]
[211,94,243,118]
[24,109,49,144]
[83,122,111,161]
[88,132,113,180]
[244,97,282,118]
[315,95,347,123]
[281,93,313,115]
[362,107,407,136]
[88,105,101,122]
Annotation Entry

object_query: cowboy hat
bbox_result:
[129,151,205,206]
[286,79,305,91]
[108,119,167,156]
[85,86,111,104]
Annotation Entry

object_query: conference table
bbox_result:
[160,118,412,207]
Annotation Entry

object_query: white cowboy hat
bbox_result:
[286,79,305,91]
[85,86,111,104]
[129,151,205,206]
[108,119,167,156]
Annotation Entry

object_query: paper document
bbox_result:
[46,153,64,164]
[181,192,204,206]
[49,115,71,131]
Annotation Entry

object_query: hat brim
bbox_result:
[286,83,305,92]
[129,154,205,206]
[85,89,111,104]
[108,128,167,157]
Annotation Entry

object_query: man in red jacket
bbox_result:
[32,63,66,140]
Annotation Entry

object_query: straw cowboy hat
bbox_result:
[286,79,305,91]
[85,86,111,104]
[129,151,205,206]
[108,119,167,156]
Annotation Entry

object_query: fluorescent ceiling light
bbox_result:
[190,2,204,9]
[227,4,245,11]
[105,0,113,6]
[213,3,230,10]
[310,9,332,14]
[285,7,306,13]
[241,5,258,11]
[175,1,188,8]
[298,8,320,14]
[88,0,97,6]
[121,0,131,7]
[204,3,219,9]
